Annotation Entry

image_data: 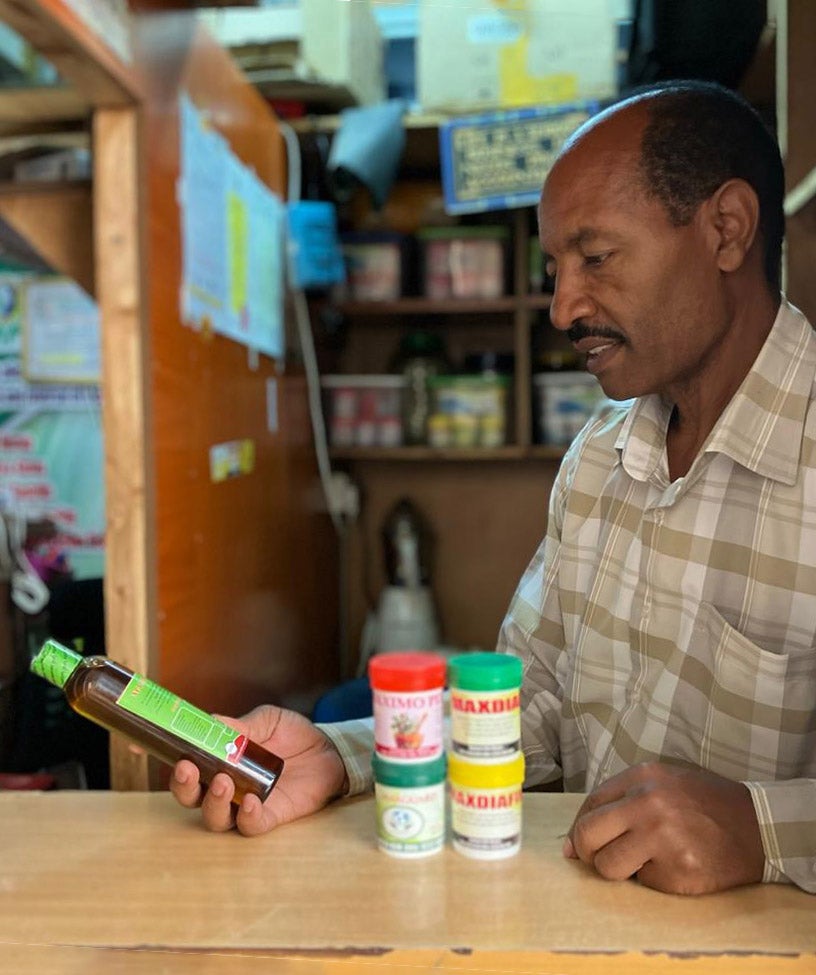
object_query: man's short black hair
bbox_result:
[635,81,785,292]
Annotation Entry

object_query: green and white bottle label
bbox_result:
[31,640,82,688]
[116,676,249,764]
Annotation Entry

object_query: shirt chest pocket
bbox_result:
[691,603,816,781]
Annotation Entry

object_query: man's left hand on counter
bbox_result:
[563,762,765,895]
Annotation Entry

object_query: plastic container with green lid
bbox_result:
[372,752,447,787]
[372,753,447,858]
[448,652,522,762]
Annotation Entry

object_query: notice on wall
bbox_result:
[0,270,104,580]
[439,103,597,215]
[178,94,285,360]
[21,277,100,384]
[209,439,255,483]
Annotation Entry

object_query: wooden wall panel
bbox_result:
[784,0,816,322]
[134,14,339,726]
[344,461,557,671]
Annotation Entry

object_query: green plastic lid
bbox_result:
[30,639,83,688]
[372,752,446,788]
[397,330,447,357]
[448,652,522,691]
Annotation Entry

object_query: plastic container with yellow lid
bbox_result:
[448,753,525,860]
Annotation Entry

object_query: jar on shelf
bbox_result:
[391,331,451,446]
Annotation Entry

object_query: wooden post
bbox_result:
[93,106,157,790]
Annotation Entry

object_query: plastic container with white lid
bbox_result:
[321,374,405,448]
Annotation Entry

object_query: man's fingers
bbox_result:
[591,830,652,882]
[170,760,205,808]
[235,792,278,837]
[570,796,638,866]
[199,773,238,832]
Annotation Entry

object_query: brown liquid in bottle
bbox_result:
[32,641,284,803]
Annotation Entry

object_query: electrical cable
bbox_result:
[279,119,353,678]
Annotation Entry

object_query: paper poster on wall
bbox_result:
[439,103,597,215]
[0,271,104,581]
[178,94,285,360]
[178,94,229,335]
[209,439,255,483]
[223,152,286,358]
[21,277,101,383]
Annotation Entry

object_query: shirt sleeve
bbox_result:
[744,779,816,892]
[317,717,375,796]
[497,444,574,790]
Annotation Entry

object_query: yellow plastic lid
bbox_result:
[448,753,525,789]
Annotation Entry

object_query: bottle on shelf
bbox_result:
[391,330,451,446]
[30,639,285,803]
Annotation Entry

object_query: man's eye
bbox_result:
[584,253,609,267]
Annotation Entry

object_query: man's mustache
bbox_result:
[566,322,625,344]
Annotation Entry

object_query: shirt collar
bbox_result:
[615,300,816,486]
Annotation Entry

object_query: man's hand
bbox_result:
[170,705,349,837]
[563,763,765,894]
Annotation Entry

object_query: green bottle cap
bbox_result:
[372,752,446,788]
[30,639,83,688]
[447,652,522,691]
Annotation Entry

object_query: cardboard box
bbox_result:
[301,0,385,107]
[417,0,619,114]
[198,0,384,107]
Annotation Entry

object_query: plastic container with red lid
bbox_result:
[368,652,446,762]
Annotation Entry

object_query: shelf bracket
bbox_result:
[0,182,94,295]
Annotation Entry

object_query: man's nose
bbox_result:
[549,272,596,333]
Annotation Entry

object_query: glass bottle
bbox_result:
[392,330,451,446]
[30,639,284,803]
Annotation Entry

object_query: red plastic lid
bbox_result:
[368,651,446,691]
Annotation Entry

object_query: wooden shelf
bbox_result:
[0,86,89,136]
[0,177,91,197]
[336,296,516,316]
[335,293,551,317]
[329,445,566,462]
[293,112,455,134]
[0,0,142,109]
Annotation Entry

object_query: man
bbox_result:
[171,81,816,895]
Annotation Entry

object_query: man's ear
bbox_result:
[707,178,761,274]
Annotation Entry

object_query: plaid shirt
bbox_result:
[322,299,816,892]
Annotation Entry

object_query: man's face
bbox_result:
[538,129,726,403]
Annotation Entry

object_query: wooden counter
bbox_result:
[1,791,814,974]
